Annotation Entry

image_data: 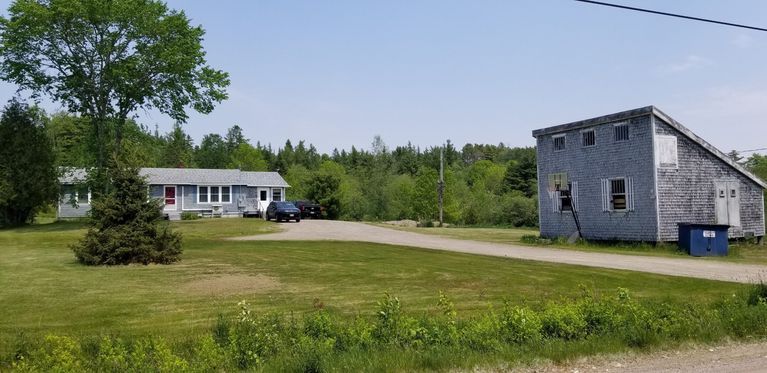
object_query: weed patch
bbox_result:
[6,285,767,372]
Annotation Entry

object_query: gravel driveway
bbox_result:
[233,220,767,284]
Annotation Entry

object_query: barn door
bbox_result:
[714,181,740,226]
[726,181,741,227]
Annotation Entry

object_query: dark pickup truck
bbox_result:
[292,200,322,219]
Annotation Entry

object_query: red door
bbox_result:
[164,186,176,210]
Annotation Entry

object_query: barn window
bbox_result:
[601,177,634,212]
[553,135,566,151]
[614,123,629,142]
[610,179,627,210]
[582,129,595,147]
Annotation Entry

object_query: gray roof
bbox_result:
[532,106,767,189]
[60,167,290,188]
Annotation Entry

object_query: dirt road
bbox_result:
[522,340,767,373]
[233,220,767,284]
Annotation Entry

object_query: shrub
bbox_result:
[747,282,767,306]
[180,211,200,220]
[71,167,182,265]
[540,303,587,340]
[499,304,542,344]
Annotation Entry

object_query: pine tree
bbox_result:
[72,167,182,265]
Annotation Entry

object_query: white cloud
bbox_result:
[733,34,754,49]
[659,55,713,74]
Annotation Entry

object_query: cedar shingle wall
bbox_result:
[536,115,659,241]
[655,119,765,240]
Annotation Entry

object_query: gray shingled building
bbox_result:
[532,106,766,243]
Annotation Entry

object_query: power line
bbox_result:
[737,147,767,153]
[575,0,767,32]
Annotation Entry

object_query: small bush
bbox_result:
[499,304,542,344]
[747,282,767,306]
[180,211,200,220]
[541,303,587,340]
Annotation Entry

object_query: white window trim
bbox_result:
[197,185,233,204]
[69,186,91,205]
[553,134,566,152]
[271,187,283,202]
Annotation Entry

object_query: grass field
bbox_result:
[376,224,767,264]
[1,218,757,369]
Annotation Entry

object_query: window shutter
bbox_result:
[627,177,635,211]
[571,181,579,212]
[552,191,560,213]
[600,178,610,212]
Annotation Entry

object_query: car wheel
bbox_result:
[296,218,301,223]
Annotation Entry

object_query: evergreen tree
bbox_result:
[72,167,182,265]
[0,100,58,226]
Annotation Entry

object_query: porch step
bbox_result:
[165,212,182,221]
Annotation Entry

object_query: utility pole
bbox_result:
[438,145,445,227]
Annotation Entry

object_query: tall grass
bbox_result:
[5,285,767,372]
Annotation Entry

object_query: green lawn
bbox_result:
[375,224,767,264]
[0,219,749,357]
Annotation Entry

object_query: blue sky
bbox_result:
[1,0,766,154]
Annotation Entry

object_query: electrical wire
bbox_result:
[575,0,767,32]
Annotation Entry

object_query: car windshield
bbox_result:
[276,202,295,208]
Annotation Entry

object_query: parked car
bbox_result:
[291,200,322,219]
[265,201,301,222]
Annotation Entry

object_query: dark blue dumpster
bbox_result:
[678,223,729,256]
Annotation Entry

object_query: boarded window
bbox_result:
[614,123,629,142]
[601,177,634,212]
[655,135,678,168]
[553,135,566,151]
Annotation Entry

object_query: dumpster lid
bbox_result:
[677,223,730,228]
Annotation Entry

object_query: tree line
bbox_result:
[44,113,538,225]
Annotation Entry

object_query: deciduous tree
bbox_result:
[0,0,229,173]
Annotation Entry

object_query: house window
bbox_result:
[610,179,626,210]
[76,186,89,204]
[614,123,629,142]
[559,190,573,211]
[272,188,282,202]
[198,186,232,204]
[260,190,268,201]
[553,135,566,151]
[582,129,595,147]
[222,186,231,203]
[210,186,220,203]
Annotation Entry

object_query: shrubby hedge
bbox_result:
[7,285,767,372]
